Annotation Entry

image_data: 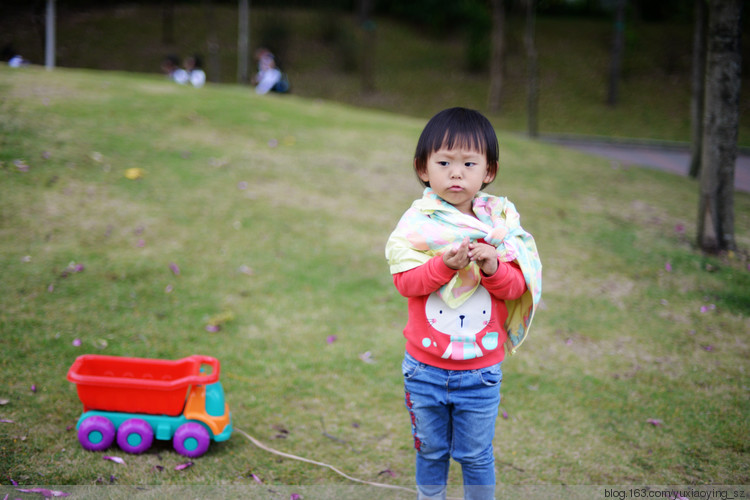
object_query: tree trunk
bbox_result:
[689,0,707,178]
[45,0,55,70]
[606,0,626,106]
[524,0,539,137]
[359,0,375,93]
[697,0,743,253]
[162,0,175,45]
[488,0,505,113]
[204,0,220,83]
[237,0,250,84]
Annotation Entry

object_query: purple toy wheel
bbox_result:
[173,422,211,458]
[78,415,115,451]
[116,418,154,454]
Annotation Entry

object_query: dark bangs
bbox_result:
[414,107,499,187]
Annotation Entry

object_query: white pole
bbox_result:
[45,0,56,70]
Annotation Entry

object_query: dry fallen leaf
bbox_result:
[124,168,145,180]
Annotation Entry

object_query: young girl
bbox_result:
[385,107,542,500]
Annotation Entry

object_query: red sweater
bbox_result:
[393,255,527,370]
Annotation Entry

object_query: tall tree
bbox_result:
[45,0,55,70]
[237,0,250,84]
[606,0,626,106]
[358,0,376,93]
[488,0,505,113]
[697,0,743,253]
[524,0,539,137]
[162,0,175,45]
[689,0,708,178]
[205,0,221,83]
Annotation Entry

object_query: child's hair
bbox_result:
[414,107,499,189]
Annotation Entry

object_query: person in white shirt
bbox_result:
[252,48,289,94]
[185,55,206,88]
[162,55,188,85]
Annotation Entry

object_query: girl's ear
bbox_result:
[483,163,497,184]
[416,158,430,183]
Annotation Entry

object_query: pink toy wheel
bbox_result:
[116,418,154,454]
[173,422,211,457]
[78,415,115,451]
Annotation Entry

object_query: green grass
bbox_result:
[0,66,748,494]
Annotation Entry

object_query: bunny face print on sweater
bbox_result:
[424,286,499,360]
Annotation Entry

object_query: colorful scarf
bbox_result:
[386,188,542,354]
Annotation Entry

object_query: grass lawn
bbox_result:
[0,66,748,496]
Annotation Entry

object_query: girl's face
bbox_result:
[418,146,495,215]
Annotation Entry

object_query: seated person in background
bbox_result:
[252,48,289,94]
[161,55,188,85]
[1,43,29,67]
[8,54,29,67]
[185,54,206,88]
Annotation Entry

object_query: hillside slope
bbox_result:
[2,5,749,144]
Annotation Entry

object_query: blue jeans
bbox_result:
[402,352,502,500]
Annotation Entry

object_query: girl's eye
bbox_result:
[438,161,449,167]
[465,162,475,167]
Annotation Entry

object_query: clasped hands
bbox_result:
[442,237,498,276]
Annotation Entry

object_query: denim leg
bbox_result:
[451,363,502,500]
[403,354,451,499]
[403,354,502,500]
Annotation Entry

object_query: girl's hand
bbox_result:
[443,237,471,270]
[468,242,499,276]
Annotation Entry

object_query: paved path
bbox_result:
[539,135,750,193]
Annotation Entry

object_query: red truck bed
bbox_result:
[67,355,220,416]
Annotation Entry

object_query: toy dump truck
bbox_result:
[67,354,232,457]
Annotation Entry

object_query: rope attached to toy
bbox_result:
[237,427,472,499]
[235,427,417,494]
